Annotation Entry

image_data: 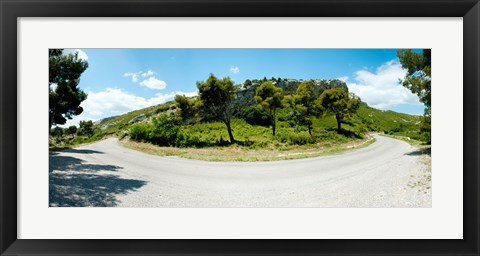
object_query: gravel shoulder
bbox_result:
[49,134,431,207]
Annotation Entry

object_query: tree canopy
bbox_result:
[244,79,252,88]
[396,49,431,114]
[174,94,196,123]
[397,49,431,143]
[317,88,360,133]
[196,74,237,143]
[284,81,320,136]
[255,81,283,136]
[77,120,94,136]
[49,49,88,130]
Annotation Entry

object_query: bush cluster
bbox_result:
[129,114,204,147]
[242,105,271,126]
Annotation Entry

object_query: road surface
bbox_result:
[49,134,431,207]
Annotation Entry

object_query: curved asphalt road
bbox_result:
[49,134,431,207]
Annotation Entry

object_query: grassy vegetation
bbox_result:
[120,134,376,162]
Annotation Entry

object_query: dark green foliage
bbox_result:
[155,104,171,114]
[255,81,284,135]
[244,79,252,88]
[77,120,94,136]
[397,49,431,109]
[420,115,431,132]
[129,123,150,142]
[317,88,360,133]
[49,49,88,130]
[67,125,78,135]
[148,115,182,146]
[51,126,64,137]
[243,105,271,126]
[174,94,196,123]
[284,81,320,136]
[397,49,431,143]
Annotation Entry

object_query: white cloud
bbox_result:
[347,60,422,110]
[337,76,349,82]
[123,72,140,83]
[75,49,88,61]
[124,70,157,83]
[139,77,167,90]
[175,91,198,98]
[230,66,240,74]
[141,70,155,77]
[59,88,197,127]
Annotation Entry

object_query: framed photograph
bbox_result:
[1,0,479,255]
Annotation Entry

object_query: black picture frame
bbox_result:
[1,0,479,255]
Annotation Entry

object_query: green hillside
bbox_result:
[49,97,426,152]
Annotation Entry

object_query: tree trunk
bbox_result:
[336,115,342,133]
[308,124,312,136]
[49,110,55,133]
[272,109,276,136]
[225,120,235,144]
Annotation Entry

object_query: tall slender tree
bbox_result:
[174,94,196,123]
[317,88,360,133]
[196,74,237,143]
[255,81,284,136]
[49,49,88,131]
[284,81,320,136]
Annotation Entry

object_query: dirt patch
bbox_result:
[407,147,432,196]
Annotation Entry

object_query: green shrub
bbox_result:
[77,120,94,136]
[50,126,64,137]
[243,105,271,126]
[288,133,316,145]
[130,123,150,141]
[148,114,181,146]
[67,125,78,135]
[155,104,171,114]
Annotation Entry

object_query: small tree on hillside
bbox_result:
[174,94,196,123]
[317,88,360,133]
[244,79,252,88]
[255,81,284,136]
[77,120,94,136]
[284,81,320,136]
[196,74,237,143]
[67,125,78,135]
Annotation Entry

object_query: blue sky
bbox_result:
[61,49,425,126]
